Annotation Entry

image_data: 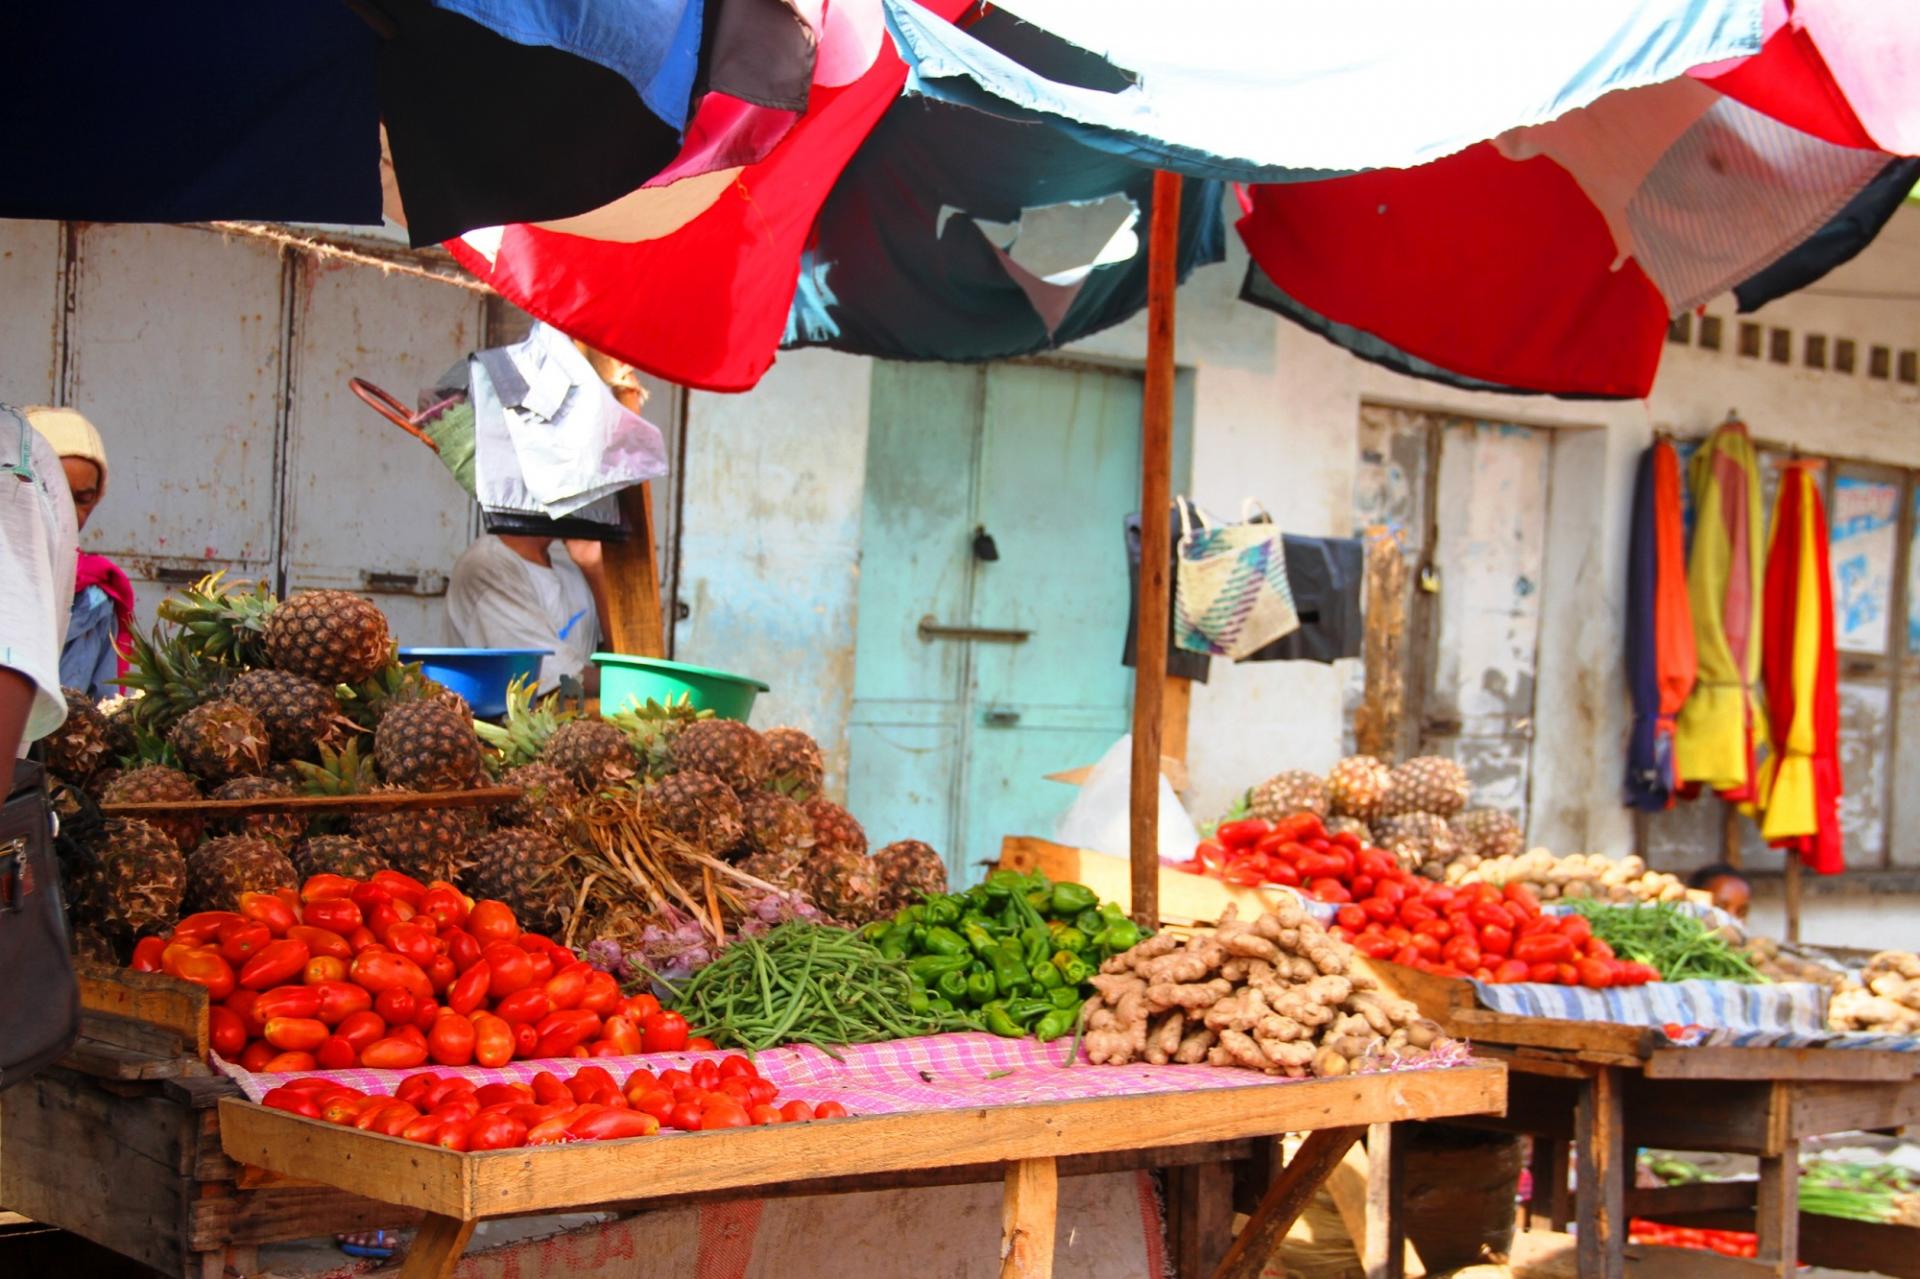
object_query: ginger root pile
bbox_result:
[1081,900,1442,1076]
[1829,951,1920,1035]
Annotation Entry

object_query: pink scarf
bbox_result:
[75,552,135,675]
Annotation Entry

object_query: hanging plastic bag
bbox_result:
[1053,735,1201,863]
[1174,497,1300,658]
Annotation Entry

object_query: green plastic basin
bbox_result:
[592,653,770,722]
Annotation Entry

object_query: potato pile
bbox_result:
[1829,951,1920,1035]
[1453,849,1703,906]
[1081,900,1442,1077]
[1742,935,1845,988]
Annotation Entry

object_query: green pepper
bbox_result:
[967,971,998,1007]
[905,989,931,1014]
[1053,953,1091,986]
[1005,996,1055,1025]
[1074,908,1105,936]
[1053,927,1088,954]
[979,876,1013,901]
[1030,960,1064,990]
[905,924,928,951]
[1021,936,1048,969]
[879,932,911,961]
[1034,1007,1077,1042]
[1026,888,1053,914]
[907,953,970,983]
[1048,986,1082,1010]
[987,943,1029,994]
[928,994,954,1014]
[1050,882,1100,917]
[925,896,962,926]
[922,926,969,958]
[982,1002,1024,1038]
[939,969,971,1001]
[1095,920,1142,954]
[859,920,892,941]
[899,904,928,925]
[958,921,997,956]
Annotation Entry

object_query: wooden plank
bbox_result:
[399,1213,476,1279]
[1787,1077,1920,1139]
[1575,1066,1625,1279]
[578,344,665,660]
[1624,1181,1756,1217]
[1213,1127,1365,1279]
[1623,1241,1775,1278]
[1526,1137,1571,1231]
[222,1064,1507,1220]
[187,1184,424,1248]
[1753,1139,1798,1279]
[1000,1157,1058,1279]
[1448,1009,1654,1063]
[76,963,208,1060]
[102,785,518,817]
[1130,168,1181,930]
[1361,1123,1407,1279]
[59,1036,211,1081]
[1326,1139,1423,1277]
[1161,676,1192,772]
[1165,1160,1234,1279]
[1644,1046,1917,1082]
[1647,1210,1920,1279]
[1355,527,1407,760]
[1358,959,1475,1022]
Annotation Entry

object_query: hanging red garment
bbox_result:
[1651,441,1697,792]
[1756,461,1844,873]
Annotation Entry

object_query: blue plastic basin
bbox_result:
[398,648,549,719]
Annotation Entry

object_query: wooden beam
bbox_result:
[1166,1159,1234,1278]
[1575,1066,1626,1279]
[1643,1046,1916,1082]
[1213,1126,1365,1279]
[1754,1139,1800,1279]
[1782,857,1803,945]
[1361,1123,1407,1279]
[1356,527,1408,760]
[399,1213,475,1279]
[576,345,667,660]
[102,786,519,818]
[1000,1157,1058,1279]
[1130,168,1181,929]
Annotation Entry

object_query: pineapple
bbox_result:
[100,765,204,853]
[96,818,188,937]
[1247,770,1329,821]
[1326,755,1392,822]
[263,589,391,686]
[119,626,225,736]
[1383,756,1471,818]
[803,797,868,860]
[737,851,808,893]
[168,699,270,783]
[209,775,304,847]
[227,668,337,760]
[156,573,277,667]
[496,763,580,831]
[668,719,768,793]
[340,660,467,733]
[806,847,882,923]
[350,790,478,884]
[291,835,388,882]
[39,689,112,783]
[542,719,638,791]
[1326,816,1373,845]
[873,840,947,914]
[1451,808,1523,863]
[374,699,480,791]
[761,727,825,800]
[464,828,571,934]
[70,924,122,964]
[1374,813,1458,878]
[474,677,567,769]
[608,694,711,779]
[643,770,747,854]
[741,790,814,864]
[101,698,138,761]
[185,836,298,912]
[290,738,377,798]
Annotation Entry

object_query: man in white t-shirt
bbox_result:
[1,405,80,761]
[446,534,602,696]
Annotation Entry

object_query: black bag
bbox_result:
[0,761,79,1089]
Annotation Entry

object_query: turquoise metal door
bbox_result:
[848,360,1154,884]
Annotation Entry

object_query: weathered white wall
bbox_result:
[674,204,1920,953]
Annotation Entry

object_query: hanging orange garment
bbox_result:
[1757,461,1843,872]
[1651,442,1697,783]
[1674,421,1767,801]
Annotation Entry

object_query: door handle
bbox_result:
[984,708,1021,727]
[917,615,1031,644]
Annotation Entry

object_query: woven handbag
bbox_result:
[1173,498,1300,659]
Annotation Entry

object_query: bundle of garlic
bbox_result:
[1081,899,1443,1077]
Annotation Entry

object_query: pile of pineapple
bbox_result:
[1242,754,1522,880]
[39,575,946,965]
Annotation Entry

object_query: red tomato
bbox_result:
[352,950,433,1000]
[686,1037,717,1051]
[464,899,519,944]
[238,1040,276,1072]
[259,1050,318,1073]
[1576,958,1614,988]
[689,1058,721,1091]
[238,892,298,936]
[443,928,483,974]
[1478,923,1514,957]
[494,988,552,1024]
[131,936,169,972]
[302,897,363,935]
[812,1101,849,1120]
[578,970,622,1015]
[238,938,310,990]
[1491,959,1530,983]
[545,962,592,1011]
[634,1089,676,1122]
[373,984,416,1025]
[418,885,469,930]
[641,1010,691,1054]
[748,1104,782,1126]
[386,921,440,967]
[668,1100,705,1131]
[778,1100,814,1123]
[471,1012,515,1068]
[312,980,372,1026]
[597,1014,642,1056]
[427,1011,476,1067]
[425,953,459,996]
[173,948,237,1000]
[513,1021,539,1058]
[218,919,274,965]
[370,869,428,906]
[262,1087,322,1119]
[698,1101,751,1130]
[412,998,441,1031]
[303,956,348,984]
[465,1113,528,1151]
[317,1035,359,1070]
[1215,818,1273,849]
[360,1037,430,1069]
[208,1005,248,1058]
[1308,878,1351,904]
[263,1016,330,1052]
[485,943,535,996]
[255,985,324,1020]
[299,874,358,903]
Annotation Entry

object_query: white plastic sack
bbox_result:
[1053,734,1200,863]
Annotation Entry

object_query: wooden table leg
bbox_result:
[1213,1126,1365,1279]
[1002,1156,1059,1279]
[399,1213,477,1279]
[1167,1159,1235,1277]
[1756,1138,1801,1278]
[1525,1135,1570,1232]
[1362,1123,1407,1279]
[1576,1067,1625,1279]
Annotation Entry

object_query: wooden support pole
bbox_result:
[578,344,668,659]
[1131,169,1181,929]
[1001,1157,1059,1279]
[1755,1136,1801,1277]
[1213,1126,1365,1279]
[399,1213,476,1279]
[1783,857,1803,944]
[1525,1136,1572,1232]
[1167,1159,1235,1278]
[1576,1067,1626,1279]
[1362,1123,1408,1279]
[1356,527,1408,760]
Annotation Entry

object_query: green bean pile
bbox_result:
[1560,900,1767,983]
[665,921,981,1052]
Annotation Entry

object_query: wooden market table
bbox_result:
[1381,963,1920,1279]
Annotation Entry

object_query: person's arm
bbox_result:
[0,668,35,766]
[561,538,611,647]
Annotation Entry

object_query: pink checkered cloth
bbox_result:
[218,1032,1471,1112]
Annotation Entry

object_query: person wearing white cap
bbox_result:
[0,403,78,762]
[26,407,133,699]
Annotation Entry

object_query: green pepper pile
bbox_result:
[859,869,1144,1042]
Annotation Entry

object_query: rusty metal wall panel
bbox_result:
[0,220,61,404]
[1835,677,1890,866]
[280,258,482,645]
[64,225,287,629]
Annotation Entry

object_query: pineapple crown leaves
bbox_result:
[335,659,446,733]
[475,676,572,769]
[608,694,712,779]
[154,572,278,669]
[120,626,229,735]
[289,737,376,798]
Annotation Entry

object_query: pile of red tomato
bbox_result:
[133,870,714,1071]
[260,1057,849,1151]
[1180,815,1659,989]
[1628,1220,1758,1258]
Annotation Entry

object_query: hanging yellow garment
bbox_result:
[1673,422,1767,799]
